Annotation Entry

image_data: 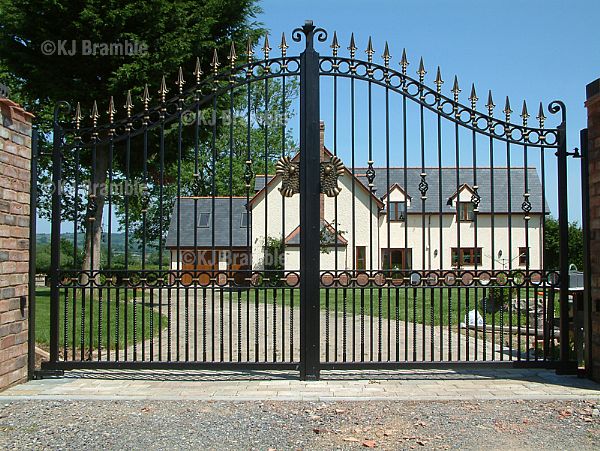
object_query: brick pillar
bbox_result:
[0,96,34,390]
[586,78,600,382]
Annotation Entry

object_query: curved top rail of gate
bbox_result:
[54,21,565,148]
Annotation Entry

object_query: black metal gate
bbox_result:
[42,21,578,379]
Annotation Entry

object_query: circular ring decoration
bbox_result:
[529,271,543,286]
[495,271,508,286]
[285,272,300,288]
[443,271,457,286]
[460,272,475,286]
[425,271,439,286]
[546,271,560,287]
[197,271,211,287]
[511,271,526,287]
[216,272,229,287]
[320,271,335,288]
[410,271,422,286]
[337,271,352,287]
[478,272,491,286]
[356,272,370,287]
[250,272,264,287]
[373,271,386,287]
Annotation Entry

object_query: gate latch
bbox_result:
[276,155,344,197]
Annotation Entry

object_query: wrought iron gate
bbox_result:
[43,21,577,379]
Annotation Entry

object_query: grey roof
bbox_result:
[355,167,547,214]
[254,167,547,214]
[254,175,274,192]
[165,198,249,248]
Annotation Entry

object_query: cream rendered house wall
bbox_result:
[250,171,543,271]
[251,171,380,271]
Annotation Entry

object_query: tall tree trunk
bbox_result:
[81,148,109,282]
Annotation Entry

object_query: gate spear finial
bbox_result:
[486,90,495,116]
[331,31,340,57]
[211,49,220,75]
[74,102,82,130]
[469,83,478,110]
[400,49,409,75]
[382,42,391,68]
[141,84,151,110]
[504,96,512,121]
[520,100,530,126]
[434,67,444,93]
[417,57,426,83]
[348,33,357,59]
[366,36,375,63]
[537,102,546,128]
[451,76,461,102]
[262,33,271,60]
[194,57,203,85]
[228,42,237,69]
[158,75,169,103]
[107,96,116,123]
[246,37,254,64]
[124,90,133,118]
[279,33,289,58]
[90,100,99,128]
[176,67,185,94]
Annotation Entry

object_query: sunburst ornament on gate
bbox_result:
[320,155,344,197]
[276,155,300,197]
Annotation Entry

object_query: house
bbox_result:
[167,123,546,274]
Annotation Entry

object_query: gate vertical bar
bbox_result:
[50,105,66,364]
[297,20,322,380]
[28,129,38,379]
[554,101,571,370]
[581,128,592,374]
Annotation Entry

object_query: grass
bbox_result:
[35,287,165,352]
[225,286,558,327]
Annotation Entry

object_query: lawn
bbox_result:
[225,286,558,328]
[35,287,165,353]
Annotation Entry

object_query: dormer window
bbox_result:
[388,201,406,222]
[198,212,210,228]
[457,202,474,221]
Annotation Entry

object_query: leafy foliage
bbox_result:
[543,216,583,270]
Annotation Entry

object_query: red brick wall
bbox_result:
[586,78,600,382]
[0,97,33,390]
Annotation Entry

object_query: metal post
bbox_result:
[556,108,572,371]
[27,129,38,379]
[581,128,592,375]
[49,107,65,363]
[298,20,322,380]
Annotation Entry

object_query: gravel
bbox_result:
[1,399,599,450]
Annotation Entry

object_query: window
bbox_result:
[457,202,474,221]
[451,247,482,267]
[240,212,249,228]
[519,247,529,266]
[388,201,406,222]
[381,248,412,270]
[198,212,210,228]
[356,246,366,270]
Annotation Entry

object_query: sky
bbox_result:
[37,0,599,234]
[254,0,598,222]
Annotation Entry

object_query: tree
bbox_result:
[124,77,299,246]
[0,0,263,273]
[543,217,583,270]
